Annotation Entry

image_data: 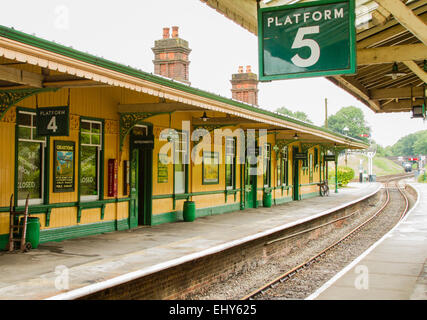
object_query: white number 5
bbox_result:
[291,26,320,68]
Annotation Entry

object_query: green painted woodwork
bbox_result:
[293,146,300,201]
[0,88,58,120]
[245,156,258,209]
[258,0,356,80]
[129,148,139,228]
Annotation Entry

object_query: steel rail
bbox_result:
[241,176,410,300]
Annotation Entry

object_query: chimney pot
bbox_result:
[172,26,179,38]
[163,27,170,39]
[246,65,251,73]
[238,66,243,73]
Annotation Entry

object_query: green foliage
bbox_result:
[418,173,427,183]
[329,166,354,187]
[326,106,370,142]
[413,131,427,155]
[275,107,313,124]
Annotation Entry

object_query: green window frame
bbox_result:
[16,110,46,206]
[80,119,103,202]
[225,137,236,189]
[314,147,319,168]
[174,131,188,194]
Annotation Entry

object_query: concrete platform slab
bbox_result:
[0,182,381,300]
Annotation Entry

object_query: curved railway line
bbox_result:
[240,174,413,300]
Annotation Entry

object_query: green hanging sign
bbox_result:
[258,0,356,81]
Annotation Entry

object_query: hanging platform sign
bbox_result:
[258,0,356,81]
[36,106,69,136]
[324,154,337,162]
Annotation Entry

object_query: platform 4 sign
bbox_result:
[258,0,356,81]
[36,106,69,136]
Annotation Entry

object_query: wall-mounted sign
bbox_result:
[324,154,337,162]
[36,106,69,136]
[258,0,356,81]
[108,159,118,197]
[294,152,307,161]
[132,134,154,149]
[53,140,75,192]
[157,154,169,183]
[203,151,220,184]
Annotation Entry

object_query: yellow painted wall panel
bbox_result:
[152,199,173,215]
[0,120,15,207]
[79,208,101,225]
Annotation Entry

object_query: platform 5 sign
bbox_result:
[258,0,356,81]
[36,106,69,136]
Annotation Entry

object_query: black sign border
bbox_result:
[36,106,70,137]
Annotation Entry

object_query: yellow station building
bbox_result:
[0,25,367,250]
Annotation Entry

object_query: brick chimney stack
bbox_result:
[231,65,259,106]
[152,26,191,85]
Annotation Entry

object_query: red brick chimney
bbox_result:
[152,26,191,85]
[231,65,259,106]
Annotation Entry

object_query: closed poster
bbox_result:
[54,140,75,192]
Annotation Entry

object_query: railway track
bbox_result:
[241,175,412,300]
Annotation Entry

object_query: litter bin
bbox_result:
[20,216,40,249]
[183,201,196,222]
[263,192,272,208]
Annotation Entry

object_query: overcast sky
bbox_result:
[1,0,425,147]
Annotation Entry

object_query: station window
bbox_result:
[314,148,319,168]
[225,137,236,189]
[277,148,288,187]
[174,131,188,194]
[263,144,271,187]
[16,111,46,205]
[80,119,102,201]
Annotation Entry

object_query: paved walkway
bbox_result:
[309,182,427,300]
[0,182,381,300]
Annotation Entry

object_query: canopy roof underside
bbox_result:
[201,0,427,113]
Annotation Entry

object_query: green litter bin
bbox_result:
[183,201,196,222]
[25,217,40,249]
[263,192,272,208]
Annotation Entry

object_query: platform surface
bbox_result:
[309,182,427,300]
[0,182,381,300]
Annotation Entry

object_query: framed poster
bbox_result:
[203,151,219,185]
[157,153,169,183]
[53,140,75,192]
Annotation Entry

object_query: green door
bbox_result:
[293,147,299,201]
[129,148,139,228]
[245,156,257,208]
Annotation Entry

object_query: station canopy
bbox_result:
[200,0,427,113]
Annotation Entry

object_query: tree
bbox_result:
[275,107,313,124]
[413,131,427,155]
[391,132,419,156]
[326,106,370,142]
